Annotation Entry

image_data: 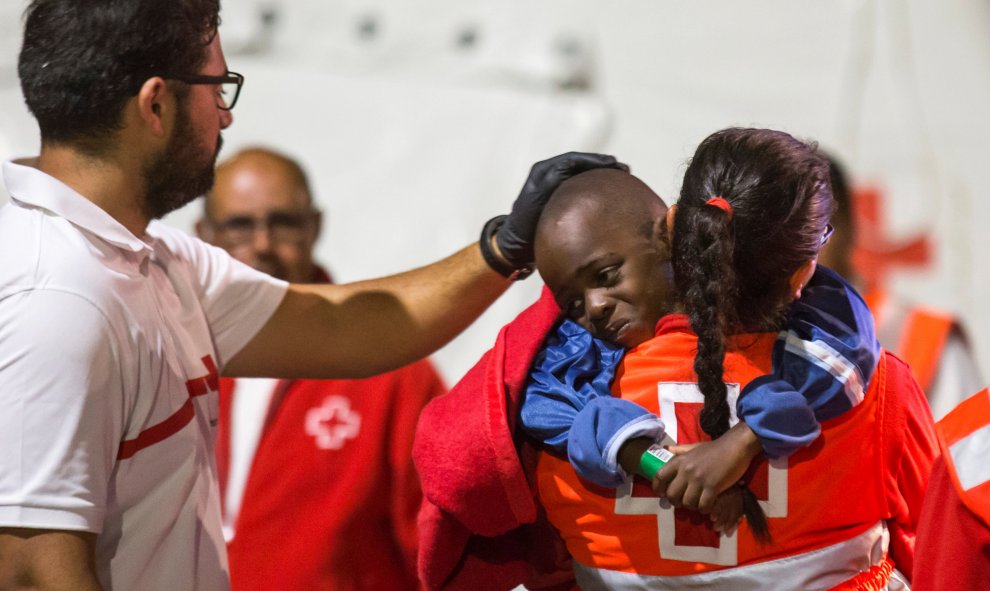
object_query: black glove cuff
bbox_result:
[480,215,534,280]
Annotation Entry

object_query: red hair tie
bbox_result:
[705,196,733,220]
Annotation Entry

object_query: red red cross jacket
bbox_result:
[913,388,990,591]
[215,266,446,590]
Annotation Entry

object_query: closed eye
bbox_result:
[596,266,621,287]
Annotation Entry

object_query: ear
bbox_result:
[135,77,170,138]
[194,218,212,242]
[665,204,678,241]
[789,258,817,300]
[649,209,670,254]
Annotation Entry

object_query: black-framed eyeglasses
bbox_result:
[169,71,244,111]
[821,223,835,246]
[208,211,318,246]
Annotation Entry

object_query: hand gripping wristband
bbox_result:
[637,444,674,479]
[480,215,534,280]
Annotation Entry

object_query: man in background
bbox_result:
[819,156,983,419]
[198,147,446,590]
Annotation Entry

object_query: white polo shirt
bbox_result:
[0,160,288,590]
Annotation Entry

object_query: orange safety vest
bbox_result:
[934,388,990,528]
[865,289,955,392]
[536,315,921,590]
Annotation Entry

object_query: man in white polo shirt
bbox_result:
[0,1,623,589]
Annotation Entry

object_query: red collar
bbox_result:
[654,314,693,336]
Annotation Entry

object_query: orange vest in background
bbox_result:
[865,289,955,392]
[536,315,929,589]
[935,388,990,528]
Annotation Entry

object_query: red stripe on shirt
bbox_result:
[117,355,219,459]
[117,398,195,460]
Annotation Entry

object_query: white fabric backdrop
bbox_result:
[1,0,987,387]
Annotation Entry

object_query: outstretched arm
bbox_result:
[225,243,508,379]
[226,152,626,380]
[0,528,103,591]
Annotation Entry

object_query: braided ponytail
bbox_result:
[673,200,771,543]
[671,128,833,544]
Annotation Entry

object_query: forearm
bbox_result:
[617,437,655,477]
[725,421,763,465]
[226,243,511,379]
[519,319,626,453]
[0,528,103,591]
[780,265,880,421]
[737,270,879,456]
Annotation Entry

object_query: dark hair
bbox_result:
[672,127,833,542]
[19,0,221,152]
[825,154,852,233]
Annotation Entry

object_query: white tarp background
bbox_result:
[1,0,987,388]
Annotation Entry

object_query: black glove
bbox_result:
[481,152,628,278]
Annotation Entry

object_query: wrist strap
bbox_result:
[480,215,534,280]
[637,444,674,479]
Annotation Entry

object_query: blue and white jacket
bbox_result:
[519,266,880,488]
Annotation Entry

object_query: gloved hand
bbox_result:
[482,152,628,277]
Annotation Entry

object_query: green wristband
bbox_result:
[637,444,674,479]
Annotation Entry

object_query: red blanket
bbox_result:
[413,288,576,591]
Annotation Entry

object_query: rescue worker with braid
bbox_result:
[534,128,938,590]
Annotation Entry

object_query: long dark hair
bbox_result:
[672,127,832,542]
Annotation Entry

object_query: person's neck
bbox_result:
[36,143,150,237]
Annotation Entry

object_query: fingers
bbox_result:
[550,151,617,169]
[722,511,743,534]
[653,457,704,510]
[666,443,699,455]
[680,482,703,512]
[537,152,629,177]
[652,458,679,498]
[698,488,718,515]
[709,491,744,533]
[712,510,740,534]
[664,476,687,507]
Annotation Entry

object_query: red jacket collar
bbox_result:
[655,314,693,336]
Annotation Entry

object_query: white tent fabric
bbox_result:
[1,0,987,386]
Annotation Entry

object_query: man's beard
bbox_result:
[143,102,223,220]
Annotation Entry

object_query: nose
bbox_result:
[585,289,613,325]
[250,223,273,254]
[220,107,233,129]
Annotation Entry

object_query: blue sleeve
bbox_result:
[519,320,665,487]
[738,266,881,458]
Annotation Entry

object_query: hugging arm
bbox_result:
[657,267,881,511]
[519,320,665,488]
[737,265,880,457]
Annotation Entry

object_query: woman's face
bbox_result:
[535,202,676,349]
